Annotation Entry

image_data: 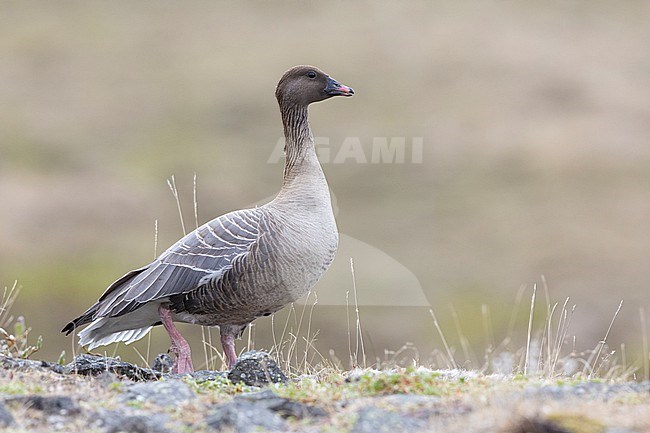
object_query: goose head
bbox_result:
[276,65,354,107]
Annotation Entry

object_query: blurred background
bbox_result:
[1,1,648,371]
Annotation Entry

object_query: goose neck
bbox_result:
[280,103,316,183]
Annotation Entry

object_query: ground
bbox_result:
[0,353,648,433]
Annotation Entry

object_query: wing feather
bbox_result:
[63,208,264,333]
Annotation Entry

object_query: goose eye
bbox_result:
[307,71,317,79]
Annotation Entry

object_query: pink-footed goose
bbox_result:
[62,66,354,373]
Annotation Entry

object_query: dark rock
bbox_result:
[237,389,326,419]
[351,407,428,433]
[227,351,287,387]
[46,361,67,374]
[94,371,121,386]
[66,354,161,381]
[0,356,42,370]
[8,395,81,416]
[0,402,14,427]
[122,379,194,407]
[100,413,170,433]
[152,354,174,373]
[206,401,286,433]
[42,361,62,373]
[0,355,64,374]
[511,419,569,433]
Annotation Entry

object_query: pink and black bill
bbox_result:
[325,76,354,97]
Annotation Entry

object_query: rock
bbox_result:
[122,379,195,407]
[8,395,81,416]
[187,370,227,382]
[511,419,569,433]
[227,351,287,387]
[237,389,326,419]
[100,413,171,433]
[165,369,227,382]
[378,394,442,407]
[152,354,174,373]
[377,394,471,417]
[0,402,14,427]
[525,381,650,402]
[206,401,287,433]
[47,362,67,374]
[66,354,161,381]
[94,371,121,387]
[0,355,65,374]
[351,407,428,433]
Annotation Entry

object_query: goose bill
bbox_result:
[325,77,354,96]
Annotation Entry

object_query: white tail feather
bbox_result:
[77,302,161,350]
[79,319,153,350]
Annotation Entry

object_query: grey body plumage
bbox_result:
[62,65,353,372]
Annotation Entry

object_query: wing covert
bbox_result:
[95,208,263,318]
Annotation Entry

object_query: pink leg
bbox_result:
[220,331,238,369]
[158,304,194,374]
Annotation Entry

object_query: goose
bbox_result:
[62,65,354,373]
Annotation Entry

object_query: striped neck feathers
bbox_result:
[280,103,316,183]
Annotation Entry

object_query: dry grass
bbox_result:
[154,170,646,380]
[1,285,649,432]
[0,282,42,360]
[194,281,642,381]
[5,169,647,380]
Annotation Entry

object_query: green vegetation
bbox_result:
[0,282,42,359]
[544,414,606,433]
[2,361,648,433]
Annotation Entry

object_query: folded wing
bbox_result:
[62,208,263,334]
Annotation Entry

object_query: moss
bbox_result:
[356,371,444,396]
[0,362,648,432]
[125,400,145,409]
[545,413,606,433]
[0,382,30,395]
[182,375,259,401]
[108,382,124,392]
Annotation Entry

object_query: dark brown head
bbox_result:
[275,65,354,107]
